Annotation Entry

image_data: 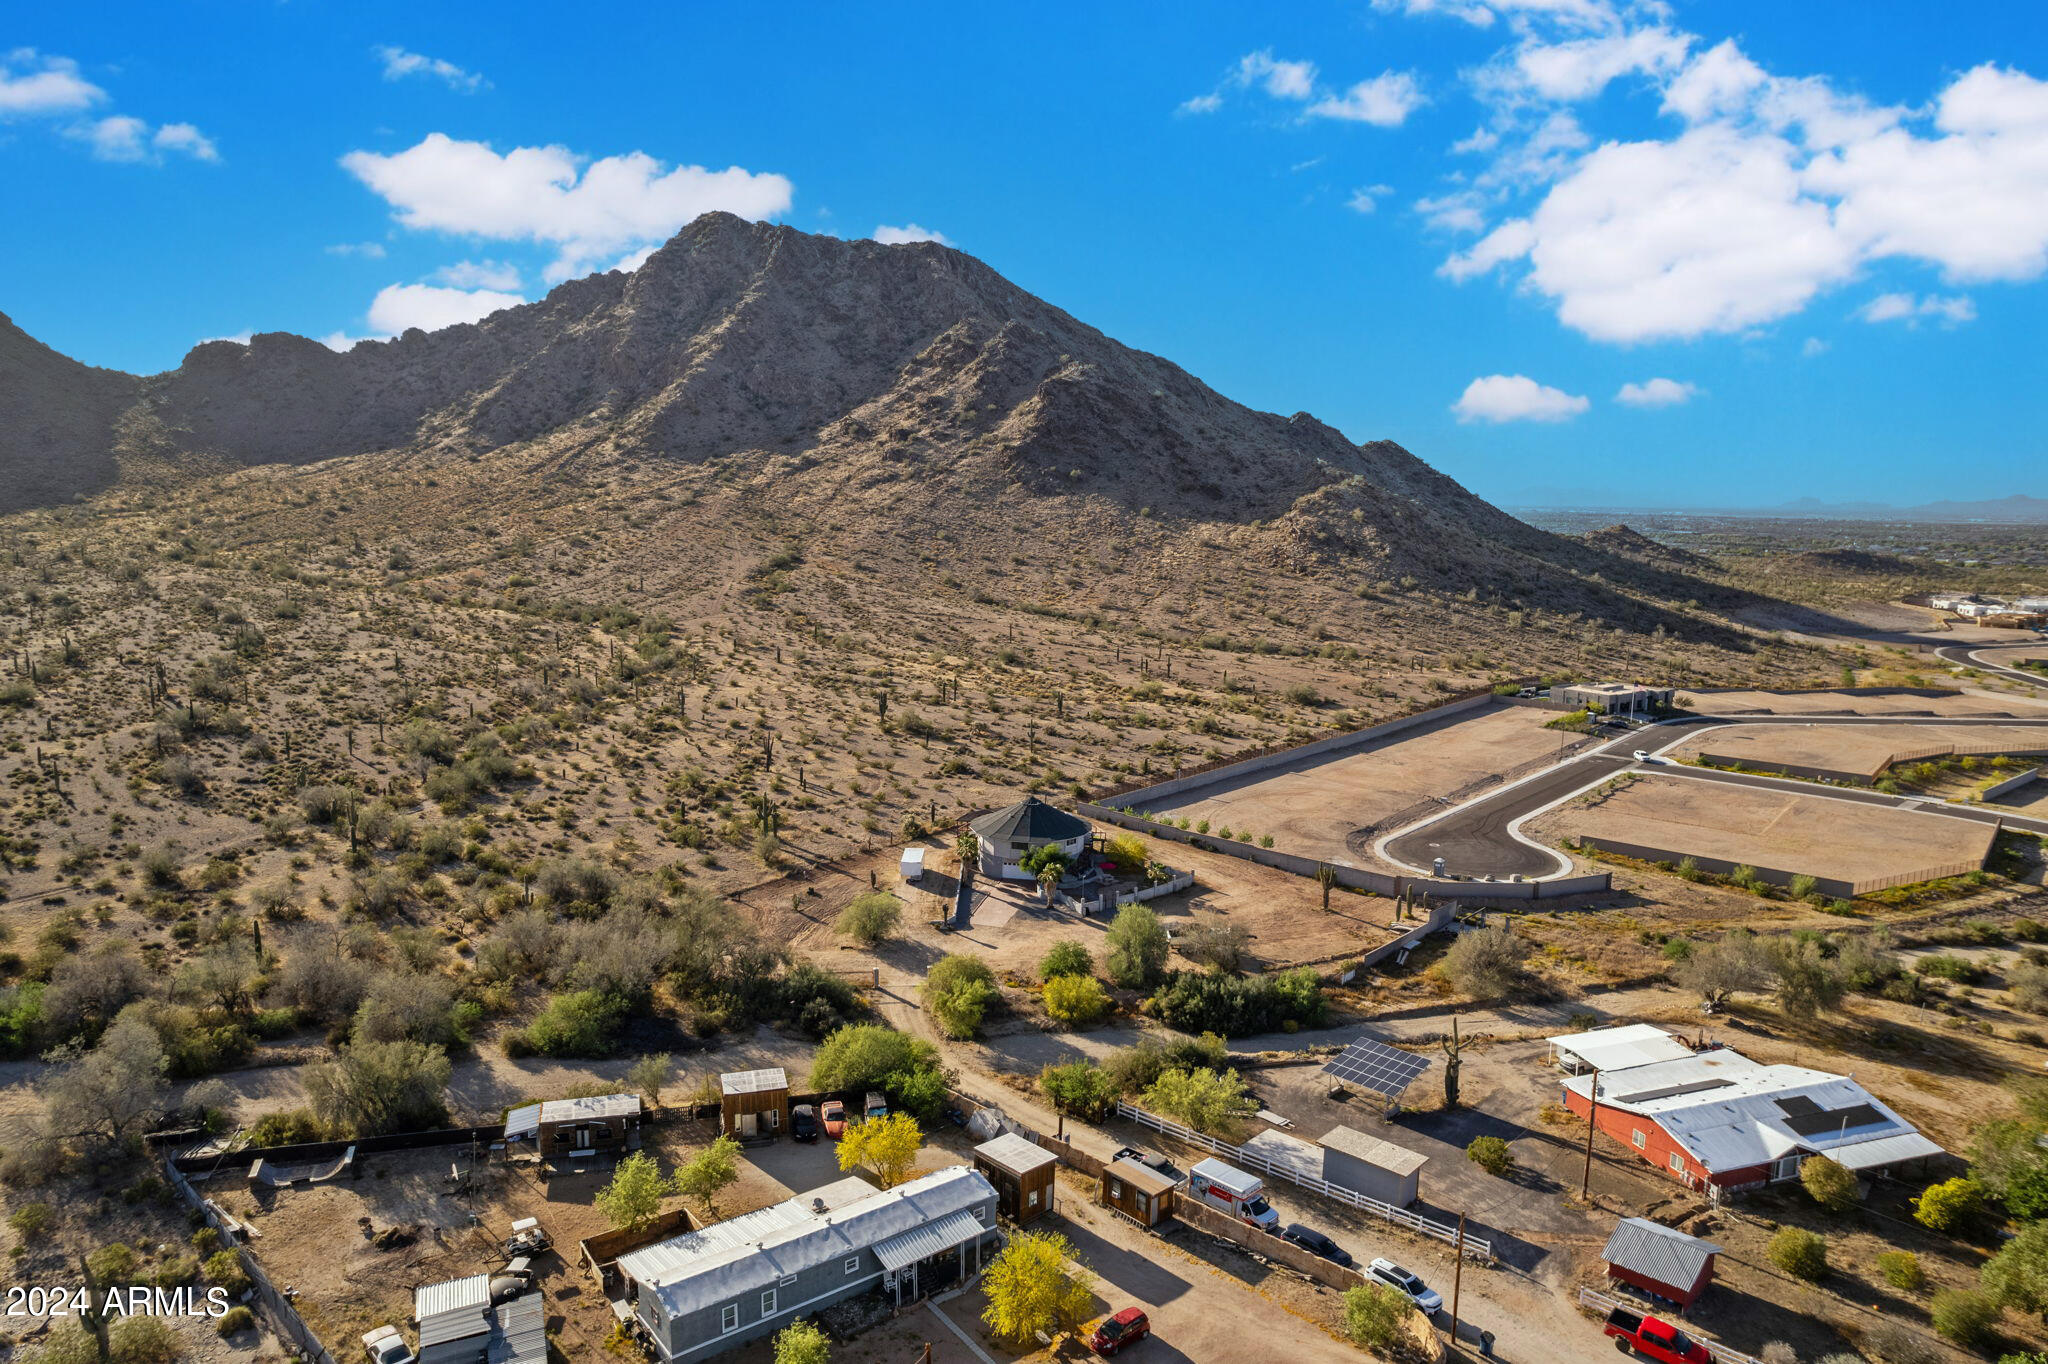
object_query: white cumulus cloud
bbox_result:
[367,282,525,334]
[1615,377,1699,407]
[1453,374,1590,423]
[873,223,952,246]
[152,123,217,161]
[0,49,105,116]
[1237,50,1319,101]
[341,132,794,283]
[69,113,217,164]
[1347,184,1395,214]
[434,259,523,290]
[375,46,488,94]
[1856,292,1976,327]
[1308,72,1427,126]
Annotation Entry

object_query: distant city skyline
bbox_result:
[3,1,2045,507]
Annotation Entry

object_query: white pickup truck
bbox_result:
[362,1325,415,1364]
[1187,1157,1279,1231]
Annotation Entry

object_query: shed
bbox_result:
[1602,1217,1722,1311]
[973,1133,1057,1223]
[900,847,926,882]
[719,1068,791,1141]
[1241,1130,1324,1184]
[1102,1157,1177,1228]
[529,1094,641,1160]
[1317,1126,1427,1208]
[1547,1024,1694,1076]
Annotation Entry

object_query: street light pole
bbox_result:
[1449,1212,1466,1348]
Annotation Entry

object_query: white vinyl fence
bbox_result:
[1115,1102,1492,1261]
[1577,1289,1759,1364]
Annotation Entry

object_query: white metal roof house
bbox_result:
[1547,1024,1696,1075]
[1561,1049,1942,1198]
[414,1275,547,1364]
[617,1166,1001,1361]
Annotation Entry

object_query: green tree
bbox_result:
[1800,1155,1857,1212]
[674,1135,742,1217]
[923,953,998,1039]
[1343,1282,1413,1351]
[1768,937,1849,1019]
[595,1150,669,1233]
[1042,973,1110,1028]
[628,1051,672,1108]
[808,1024,944,1107]
[1142,1066,1254,1135]
[302,1038,450,1136]
[1105,904,1169,989]
[772,1320,831,1364]
[837,1112,922,1189]
[1039,940,1093,980]
[1768,1227,1827,1281]
[837,892,902,946]
[1466,1135,1514,1176]
[1039,1061,1117,1121]
[1914,1175,1987,1233]
[1984,1221,2048,1314]
[981,1231,1095,1344]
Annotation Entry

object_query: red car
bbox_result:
[1089,1308,1149,1356]
[821,1099,847,1138]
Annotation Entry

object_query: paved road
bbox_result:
[1937,643,2048,689]
[1380,712,2048,879]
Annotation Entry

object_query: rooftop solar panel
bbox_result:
[1322,1035,1430,1098]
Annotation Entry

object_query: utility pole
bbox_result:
[1449,1213,1466,1349]
[1581,1068,1600,1201]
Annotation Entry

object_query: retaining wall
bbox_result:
[1985,766,2044,803]
[1096,689,1506,809]
[1571,834,1991,898]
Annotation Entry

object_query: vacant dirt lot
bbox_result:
[1538,773,1997,888]
[1669,721,2048,780]
[1682,687,2019,716]
[1139,703,1567,862]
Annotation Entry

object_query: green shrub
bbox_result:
[1042,973,1110,1028]
[1800,1155,1858,1212]
[922,954,998,1040]
[1039,940,1094,980]
[1876,1249,1924,1291]
[217,1304,256,1336]
[1913,1175,1986,1232]
[1039,1061,1117,1120]
[1343,1282,1411,1350]
[203,1249,251,1296]
[7,1202,53,1239]
[1767,1227,1827,1280]
[1148,968,1324,1037]
[1929,1289,1998,1349]
[837,892,902,946]
[1465,1136,1513,1176]
[85,1242,140,1284]
[520,989,629,1057]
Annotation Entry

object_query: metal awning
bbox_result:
[1824,1132,1944,1170]
[872,1208,986,1271]
[503,1104,542,1141]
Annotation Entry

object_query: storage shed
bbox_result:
[1102,1156,1177,1227]
[719,1068,791,1141]
[1602,1218,1722,1311]
[1317,1126,1427,1208]
[503,1093,643,1161]
[973,1132,1057,1224]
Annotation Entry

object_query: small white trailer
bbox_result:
[899,847,926,883]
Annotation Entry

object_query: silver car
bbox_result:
[1367,1258,1443,1315]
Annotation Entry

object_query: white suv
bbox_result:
[1366,1258,1443,1314]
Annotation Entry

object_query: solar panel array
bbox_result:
[1322,1035,1431,1097]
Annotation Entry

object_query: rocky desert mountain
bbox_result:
[13,213,1700,608]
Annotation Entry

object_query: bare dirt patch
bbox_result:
[1669,722,2048,780]
[1537,774,1996,889]
[1682,687,2014,716]
[1140,703,1568,862]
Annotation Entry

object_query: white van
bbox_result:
[1187,1157,1278,1230]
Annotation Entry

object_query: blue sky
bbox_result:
[4,1,2045,509]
